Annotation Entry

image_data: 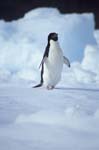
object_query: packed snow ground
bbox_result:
[0,8,99,150]
[0,84,99,150]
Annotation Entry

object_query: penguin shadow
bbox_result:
[55,87,99,92]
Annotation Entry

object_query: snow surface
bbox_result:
[0,8,99,150]
[0,84,99,150]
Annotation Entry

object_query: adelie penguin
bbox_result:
[33,32,70,90]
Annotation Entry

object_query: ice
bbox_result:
[82,45,99,73]
[0,8,97,84]
[94,30,99,45]
[81,45,99,83]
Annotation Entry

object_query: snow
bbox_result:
[94,30,99,45]
[0,7,97,83]
[0,7,99,149]
[0,85,99,150]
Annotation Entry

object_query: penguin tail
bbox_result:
[33,83,43,88]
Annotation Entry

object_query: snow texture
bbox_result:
[0,84,99,150]
[0,8,99,150]
[0,7,98,85]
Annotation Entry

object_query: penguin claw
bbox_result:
[46,86,54,90]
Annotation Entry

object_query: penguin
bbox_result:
[33,32,70,89]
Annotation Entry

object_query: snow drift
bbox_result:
[0,7,98,84]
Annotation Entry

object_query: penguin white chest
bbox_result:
[43,40,63,86]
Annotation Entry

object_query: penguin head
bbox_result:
[48,32,58,42]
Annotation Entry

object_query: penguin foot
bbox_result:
[46,86,54,90]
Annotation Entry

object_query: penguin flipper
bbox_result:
[63,56,70,67]
[39,56,47,69]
